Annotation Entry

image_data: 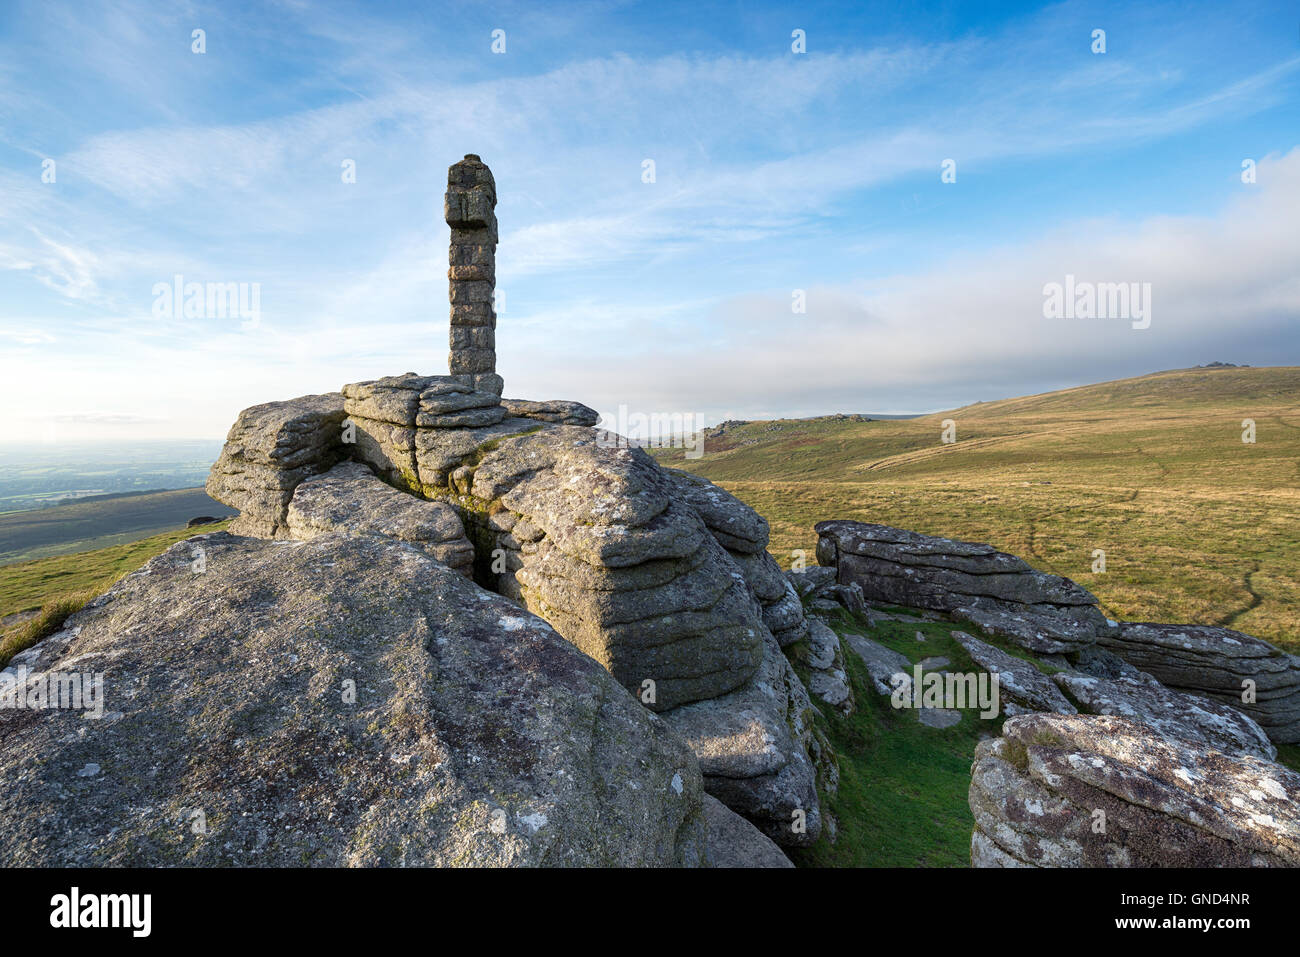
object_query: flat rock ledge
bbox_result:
[970,713,1300,867]
[1101,623,1300,745]
[0,533,710,867]
[815,520,1108,654]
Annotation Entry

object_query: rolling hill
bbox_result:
[655,366,1300,651]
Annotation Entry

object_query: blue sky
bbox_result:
[1,0,1298,441]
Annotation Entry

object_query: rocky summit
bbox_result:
[10,154,1298,871]
[161,155,823,859]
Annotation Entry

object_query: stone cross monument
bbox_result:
[444,154,503,397]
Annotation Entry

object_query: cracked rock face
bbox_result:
[815,520,1108,654]
[1100,623,1300,745]
[0,533,708,867]
[969,713,1300,867]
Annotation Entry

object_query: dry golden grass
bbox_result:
[659,366,1300,651]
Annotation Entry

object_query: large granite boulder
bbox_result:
[1053,670,1276,762]
[206,375,835,842]
[329,377,770,712]
[286,462,475,575]
[1100,623,1300,745]
[969,713,1300,867]
[205,393,347,537]
[0,532,709,866]
[815,520,1108,654]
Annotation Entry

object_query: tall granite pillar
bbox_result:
[444,154,503,397]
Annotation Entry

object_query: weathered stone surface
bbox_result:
[786,565,838,599]
[343,374,504,430]
[952,631,1076,717]
[1053,670,1276,761]
[286,462,474,574]
[0,533,709,867]
[970,713,1300,867]
[661,633,822,847]
[223,387,771,713]
[762,582,809,647]
[702,794,794,868]
[794,619,853,713]
[206,393,346,537]
[446,155,501,393]
[1101,623,1300,744]
[952,595,1109,655]
[659,469,812,650]
[502,398,599,427]
[665,468,769,554]
[816,520,1106,654]
[459,430,769,710]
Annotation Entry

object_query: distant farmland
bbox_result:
[0,487,235,565]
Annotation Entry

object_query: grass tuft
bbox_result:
[0,588,99,669]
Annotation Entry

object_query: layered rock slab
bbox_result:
[969,713,1300,867]
[286,462,475,575]
[1100,623,1300,744]
[665,468,810,646]
[0,532,708,867]
[502,398,599,427]
[815,520,1108,654]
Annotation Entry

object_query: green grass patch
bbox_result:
[790,613,1015,867]
[0,520,230,624]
